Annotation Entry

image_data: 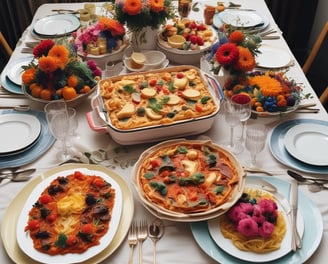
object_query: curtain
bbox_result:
[265,0,319,65]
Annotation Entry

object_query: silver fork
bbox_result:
[137,220,148,264]
[128,222,137,264]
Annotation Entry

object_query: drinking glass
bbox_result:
[221,100,243,154]
[231,94,252,142]
[245,124,267,167]
[178,0,192,19]
[44,101,73,162]
[67,107,78,137]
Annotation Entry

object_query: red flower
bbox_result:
[215,43,239,66]
[33,39,55,58]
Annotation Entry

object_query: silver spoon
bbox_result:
[0,169,35,183]
[0,168,36,177]
[148,219,164,264]
[287,170,328,192]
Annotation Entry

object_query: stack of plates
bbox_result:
[213,9,269,32]
[1,56,33,94]
[31,14,80,39]
[0,110,55,169]
[270,119,328,174]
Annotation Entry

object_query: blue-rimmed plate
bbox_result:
[269,119,328,174]
[0,57,33,94]
[190,176,323,264]
[0,110,55,169]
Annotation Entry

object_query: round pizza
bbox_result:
[24,171,116,255]
[136,141,241,214]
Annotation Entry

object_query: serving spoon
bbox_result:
[148,219,165,264]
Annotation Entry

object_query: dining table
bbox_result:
[1,1,328,263]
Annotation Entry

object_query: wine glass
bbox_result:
[44,101,73,162]
[245,124,267,167]
[221,99,243,154]
[178,0,192,19]
[231,94,252,142]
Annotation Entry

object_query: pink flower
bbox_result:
[252,214,265,225]
[252,204,262,217]
[258,221,275,238]
[239,202,253,214]
[237,218,259,237]
[93,68,102,77]
[227,204,250,223]
[258,199,277,214]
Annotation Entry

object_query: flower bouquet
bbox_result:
[21,39,102,104]
[114,0,175,49]
[72,16,126,56]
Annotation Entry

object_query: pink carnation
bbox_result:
[239,202,253,214]
[258,221,275,238]
[258,199,277,214]
[227,205,250,223]
[237,218,259,237]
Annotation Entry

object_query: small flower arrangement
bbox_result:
[72,16,126,56]
[22,39,102,101]
[226,190,279,238]
[114,0,175,33]
[224,71,303,113]
[207,29,262,75]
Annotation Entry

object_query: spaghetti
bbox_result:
[219,188,287,253]
[24,171,116,255]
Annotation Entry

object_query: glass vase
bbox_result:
[130,26,158,51]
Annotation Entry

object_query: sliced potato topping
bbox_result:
[141,88,157,98]
[145,108,163,120]
[115,80,136,89]
[173,77,188,89]
[205,172,218,187]
[182,89,201,100]
[166,94,181,105]
[117,103,135,119]
[186,149,198,160]
[181,159,198,175]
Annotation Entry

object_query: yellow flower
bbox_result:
[248,75,283,96]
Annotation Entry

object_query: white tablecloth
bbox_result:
[1,1,327,263]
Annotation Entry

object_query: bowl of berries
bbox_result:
[157,18,217,64]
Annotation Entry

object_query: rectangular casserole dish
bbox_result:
[87,65,223,145]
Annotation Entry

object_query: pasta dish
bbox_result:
[219,188,286,253]
[24,171,116,255]
[99,66,217,130]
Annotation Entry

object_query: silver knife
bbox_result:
[290,179,302,250]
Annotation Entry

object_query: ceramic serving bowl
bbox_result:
[86,65,224,145]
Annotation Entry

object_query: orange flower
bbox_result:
[98,17,126,36]
[48,45,69,68]
[235,46,256,72]
[248,75,283,96]
[123,0,142,15]
[229,30,244,43]
[21,67,36,85]
[38,56,59,73]
[150,0,165,12]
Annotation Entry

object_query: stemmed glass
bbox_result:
[44,101,73,162]
[178,0,192,19]
[221,99,243,154]
[245,124,267,167]
[231,94,252,142]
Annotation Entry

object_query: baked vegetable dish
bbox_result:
[99,66,217,130]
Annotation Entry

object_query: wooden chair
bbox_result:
[0,31,13,57]
[302,21,328,74]
[320,86,328,105]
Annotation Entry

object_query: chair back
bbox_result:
[0,31,13,57]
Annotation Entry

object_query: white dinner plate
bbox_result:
[270,119,328,174]
[218,10,266,28]
[256,46,292,68]
[284,123,328,166]
[7,58,32,86]
[208,185,304,262]
[33,14,80,36]
[16,167,123,264]
[190,176,323,264]
[0,114,41,154]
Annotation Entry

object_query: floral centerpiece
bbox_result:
[207,29,262,75]
[224,71,304,114]
[22,39,102,101]
[114,0,175,49]
[72,16,126,56]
